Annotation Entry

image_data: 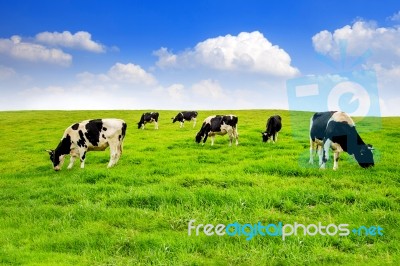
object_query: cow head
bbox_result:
[195,132,203,143]
[137,122,143,129]
[46,149,65,171]
[354,144,374,168]
[171,116,178,123]
[261,132,271,142]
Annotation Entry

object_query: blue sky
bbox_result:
[1,0,400,115]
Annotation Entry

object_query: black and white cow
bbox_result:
[309,111,374,170]
[137,112,159,129]
[195,115,239,146]
[46,119,127,171]
[172,111,198,128]
[262,115,282,143]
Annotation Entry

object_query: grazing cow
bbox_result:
[309,111,374,170]
[262,115,282,143]
[172,111,198,128]
[137,112,159,129]
[195,115,239,146]
[46,119,127,171]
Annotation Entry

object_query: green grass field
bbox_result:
[0,110,399,265]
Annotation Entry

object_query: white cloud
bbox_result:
[0,65,16,80]
[311,20,400,116]
[107,62,157,86]
[388,11,400,22]
[14,64,157,109]
[153,47,177,68]
[0,35,72,66]
[76,71,111,84]
[370,63,400,115]
[14,84,140,110]
[312,20,400,64]
[191,79,226,99]
[154,31,299,77]
[166,83,185,100]
[36,31,105,53]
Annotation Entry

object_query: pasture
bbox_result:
[0,110,399,265]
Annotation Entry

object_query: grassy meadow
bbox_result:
[0,110,399,265]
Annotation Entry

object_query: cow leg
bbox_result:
[67,155,77,169]
[234,127,239,146]
[80,150,87,168]
[309,139,315,164]
[202,133,209,146]
[180,121,183,128]
[275,132,278,142]
[141,123,145,130]
[320,139,332,169]
[155,121,159,130]
[332,144,342,171]
[107,141,118,168]
[114,140,124,165]
[192,118,197,128]
[211,135,215,146]
[333,151,340,170]
[318,145,323,166]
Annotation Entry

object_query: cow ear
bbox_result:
[367,144,374,150]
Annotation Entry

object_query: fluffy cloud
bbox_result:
[312,20,400,115]
[12,62,158,110]
[36,31,105,53]
[107,63,157,86]
[153,47,177,68]
[0,35,72,66]
[312,20,400,65]
[388,11,400,22]
[166,83,185,100]
[154,31,299,77]
[75,62,157,89]
[191,79,226,99]
[12,84,140,110]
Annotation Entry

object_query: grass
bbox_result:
[0,109,399,265]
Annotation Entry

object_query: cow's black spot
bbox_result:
[310,111,337,141]
[77,130,86,147]
[102,134,106,139]
[81,151,86,161]
[54,134,72,166]
[84,119,103,146]
[102,127,107,131]
[118,134,122,141]
[71,123,79,130]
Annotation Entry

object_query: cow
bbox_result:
[195,115,239,146]
[46,119,127,171]
[309,111,374,170]
[172,111,198,128]
[137,112,159,129]
[262,115,282,143]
